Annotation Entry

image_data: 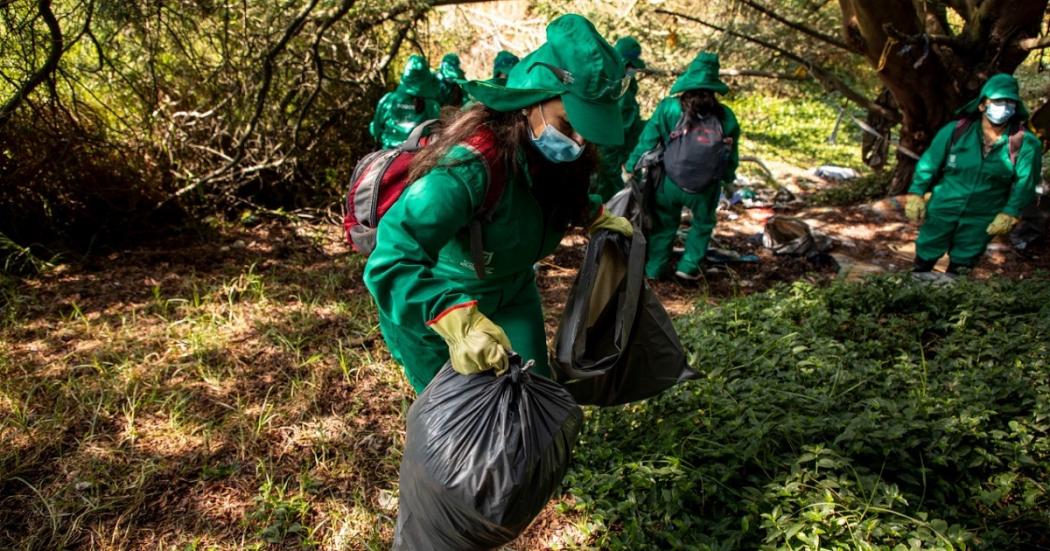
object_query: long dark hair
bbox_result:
[409,103,595,229]
[680,89,725,120]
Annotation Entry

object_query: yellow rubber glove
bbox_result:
[986,213,1019,236]
[427,301,511,376]
[588,208,633,237]
[904,194,926,223]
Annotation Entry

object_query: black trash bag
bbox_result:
[551,155,696,407]
[762,215,832,257]
[1011,190,1050,254]
[394,356,583,551]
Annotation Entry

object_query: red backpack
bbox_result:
[343,120,506,279]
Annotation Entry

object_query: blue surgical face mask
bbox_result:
[529,103,584,163]
[985,101,1016,126]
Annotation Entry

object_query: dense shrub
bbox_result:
[568,276,1050,549]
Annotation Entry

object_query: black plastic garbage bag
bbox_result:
[762,215,832,257]
[394,356,582,551]
[551,155,696,407]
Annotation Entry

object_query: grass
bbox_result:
[0,223,410,549]
[728,93,864,171]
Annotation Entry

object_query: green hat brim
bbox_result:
[957,93,1029,119]
[459,79,624,146]
[399,81,440,100]
[563,93,623,146]
[626,57,646,69]
[670,78,729,95]
[460,79,560,112]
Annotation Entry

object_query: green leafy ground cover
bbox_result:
[567,276,1050,550]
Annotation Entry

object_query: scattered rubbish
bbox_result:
[814,165,860,181]
[705,248,760,264]
[910,271,958,285]
[762,216,832,257]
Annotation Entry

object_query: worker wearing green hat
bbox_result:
[364,14,634,393]
[436,52,468,107]
[491,50,520,86]
[592,36,648,201]
[906,73,1041,274]
[369,55,442,149]
[626,51,741,280]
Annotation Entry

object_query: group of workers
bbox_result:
[363,13,1042,394]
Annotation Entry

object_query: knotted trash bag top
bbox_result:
[394,355,582,551]
[762,215,832,257]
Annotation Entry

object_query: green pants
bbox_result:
[377,270,551,394]
[646,177,721,278]
[915,207,997,268]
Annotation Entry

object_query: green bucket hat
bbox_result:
[669,51,729,95]
[614,36,646,69]
[957,73,1029,119]
[492,50,520,79]
[462,14,629,145]
[439,53,466,81]
[397,54,440,99]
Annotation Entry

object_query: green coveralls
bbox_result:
[909,120,1041,267]
[368,87,441,150]
[593,77,646,201]
[363,145,590,393]
[626,97,741,278]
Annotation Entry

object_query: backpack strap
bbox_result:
[1008,121,1025,166]
[459,126,507,280]
[400,119,439,151]
[949,117,975,150]
[668,113,690,141]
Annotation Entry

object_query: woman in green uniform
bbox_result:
[626,52,741,280]
[592,36,647,201]
[369,55,441,149]
[906,73,1041,274]
[363,14,633,393]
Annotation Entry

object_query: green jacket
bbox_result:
[908,120,1041,217]
[369,87,441,149]
[363,144,590,329]
[620,77,642,140]
[626,96,741,183]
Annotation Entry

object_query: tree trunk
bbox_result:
[839,0,1048,194]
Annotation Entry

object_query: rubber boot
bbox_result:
[912,255,937,273]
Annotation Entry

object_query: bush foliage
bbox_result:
[568,276,1050,549]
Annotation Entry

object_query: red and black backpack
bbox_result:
[343,121,506,279]
[949,116,1025,165]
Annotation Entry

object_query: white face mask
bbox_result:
[985,101,1016,126]
[529,103,584,163]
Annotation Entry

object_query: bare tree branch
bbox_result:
[179,0,323,197]
[656,9,900,122]
[294,0,357,147]
[0,0,63,126]
[1019,33,1050,51]
[737,0,855,52]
